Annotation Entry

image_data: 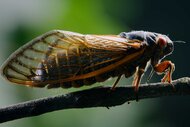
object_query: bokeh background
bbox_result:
[0,0,190,127]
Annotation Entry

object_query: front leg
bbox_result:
[153,60,175,84]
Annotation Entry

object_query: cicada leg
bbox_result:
[133,67,145,92]
[132,63,147,101]
[154,60,175,86]
[132,62,148,93]
[110,74,122,91]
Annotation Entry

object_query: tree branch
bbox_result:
[0,77,190,123]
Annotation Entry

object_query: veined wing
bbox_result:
[1,30,143,88]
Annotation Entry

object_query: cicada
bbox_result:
[1,30,175,91]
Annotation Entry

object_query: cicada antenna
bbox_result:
[173,40,186,43]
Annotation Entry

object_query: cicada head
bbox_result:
[156,34,174,58]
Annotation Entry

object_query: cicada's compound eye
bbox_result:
[157,35,174,56]
[157,36,167,48]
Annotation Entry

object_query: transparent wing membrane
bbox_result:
[1,30,142,88]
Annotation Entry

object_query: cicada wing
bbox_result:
[1,30,86,87]
[1,30,144,88]
[83,34,142,51]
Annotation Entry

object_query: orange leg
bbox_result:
[133,67,145,92]
[154,60,175,84]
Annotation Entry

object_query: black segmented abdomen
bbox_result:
[33,47,124,88]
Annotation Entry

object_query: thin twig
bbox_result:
[0,77,190,123]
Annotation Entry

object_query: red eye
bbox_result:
[157,36,167,48]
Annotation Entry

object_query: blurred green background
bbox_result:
[0,0,190,127]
